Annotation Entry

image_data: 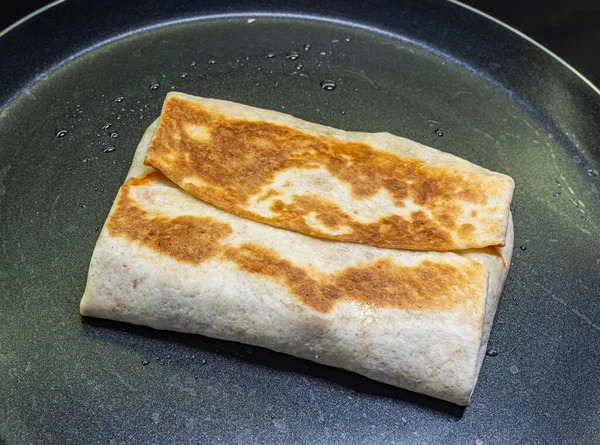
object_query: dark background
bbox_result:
[2,0,600,88]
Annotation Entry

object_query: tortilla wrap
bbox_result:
[80,119,513,405]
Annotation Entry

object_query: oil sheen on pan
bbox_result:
[145,93,515,251]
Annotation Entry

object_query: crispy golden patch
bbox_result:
[269,196,450,249]
[223,243,485,313]
[145,97,509,250]
[107,175,486,314]
[257,189,280,203]
[459,224,476,237]
[126,171,166,187]
[107,179,233,265]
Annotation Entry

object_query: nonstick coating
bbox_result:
[0,0,599,443]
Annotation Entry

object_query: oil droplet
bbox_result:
[114,96,124,103]
[142,360,149,366]
[588,168,598,177]
[435,129,444,137]
[345,38,351,42]
[509,365,519,374]
[103,146,116,153]
[486,349,499,357]
[304,43,311,51]
[102,123,112,130]
[56,129,68,138]
[320,80,336,91]
[520,245,527,251]
[295,64,304,70]
[266,52,275,58]
[286,52,299,60]
[190,61,197,67]
[553,191,561,196]
[208,59,216,64]
[110,132,119,138]
[80,204,87,209]
[340,110,346,115]
[149,83,160,90]
[319,51,327,56]
[180,73,188,78]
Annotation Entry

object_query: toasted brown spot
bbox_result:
[133,279,138,289]
[435,211,457,229]
[107,179,233,265]
[257,189,280,203]
[459,224,475,237]
[223,243,485,313]
[127,171,166,187]
[268,195,450,250]
[145,97,507,250]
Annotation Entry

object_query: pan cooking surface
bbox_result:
[0,1,598,443]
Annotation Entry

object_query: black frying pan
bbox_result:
[1,0,599,443]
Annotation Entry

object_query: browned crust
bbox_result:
[145,96,510,250]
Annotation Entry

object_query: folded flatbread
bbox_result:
[81,114,514,405]
[145,93,514,251]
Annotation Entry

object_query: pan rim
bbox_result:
[1,0,598,100]
[0,0,65,39]
[448,0,600,96]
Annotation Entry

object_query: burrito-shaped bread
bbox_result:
[144,93,514,251]
[80,120,513,405]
